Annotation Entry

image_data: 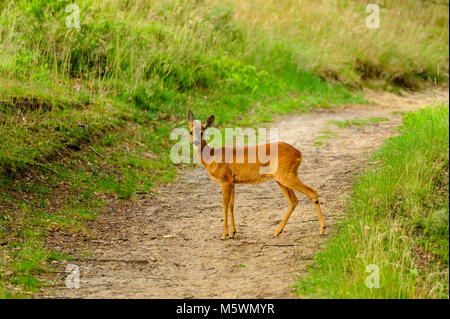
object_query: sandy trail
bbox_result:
[41,89,448,298]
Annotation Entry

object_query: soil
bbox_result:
[40,88,448,298]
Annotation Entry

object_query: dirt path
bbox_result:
[41,89,448,298]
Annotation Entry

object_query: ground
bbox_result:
[39,89,448,298]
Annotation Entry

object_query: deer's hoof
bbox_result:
[319,226,326,235]
[221,235,227,241]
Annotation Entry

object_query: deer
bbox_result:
[187,111,325,240]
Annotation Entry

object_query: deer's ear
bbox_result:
[188,111,194,124]
[202,115,214,129]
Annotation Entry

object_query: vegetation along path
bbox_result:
[41,89,447,298]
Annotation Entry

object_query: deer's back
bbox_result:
[205,142,302,184]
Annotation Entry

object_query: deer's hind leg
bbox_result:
[284,176,325,235]
[274,182,299,237]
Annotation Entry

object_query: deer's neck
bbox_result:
[195,139,213,168]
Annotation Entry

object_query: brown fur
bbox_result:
[188,111,325,240]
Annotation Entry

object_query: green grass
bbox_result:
[0,0,447,298]
[329,117,389,128]
[313,141,326,147]
[313,132,337,147]
[0,82,138,175]
[312,117,387,147]
[230,0,449,88]
[0,225,68,298]
[294,105,449,298]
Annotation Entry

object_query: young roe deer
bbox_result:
[188,111,325,240]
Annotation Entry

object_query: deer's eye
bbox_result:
[189,131,193,135]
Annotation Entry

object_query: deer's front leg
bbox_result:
[220,183,231,240]
[229,184,236,238]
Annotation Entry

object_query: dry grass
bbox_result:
[229,0,449,87]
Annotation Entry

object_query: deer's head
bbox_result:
[187,111,214,147]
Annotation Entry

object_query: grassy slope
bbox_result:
[294,105,449,298]
[0,0,448,297]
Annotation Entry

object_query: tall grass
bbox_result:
[0,0,448,94]
[294,105,449,298]
[0,0,252,90]
[231,0,449,88]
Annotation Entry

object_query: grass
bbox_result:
[313,141,326,147]
[0,81,137,175]
[312,117,386,146]
[0,0,447,297]
[294,105,449,298]
[329,117,389,128]
[230,0,449,88]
